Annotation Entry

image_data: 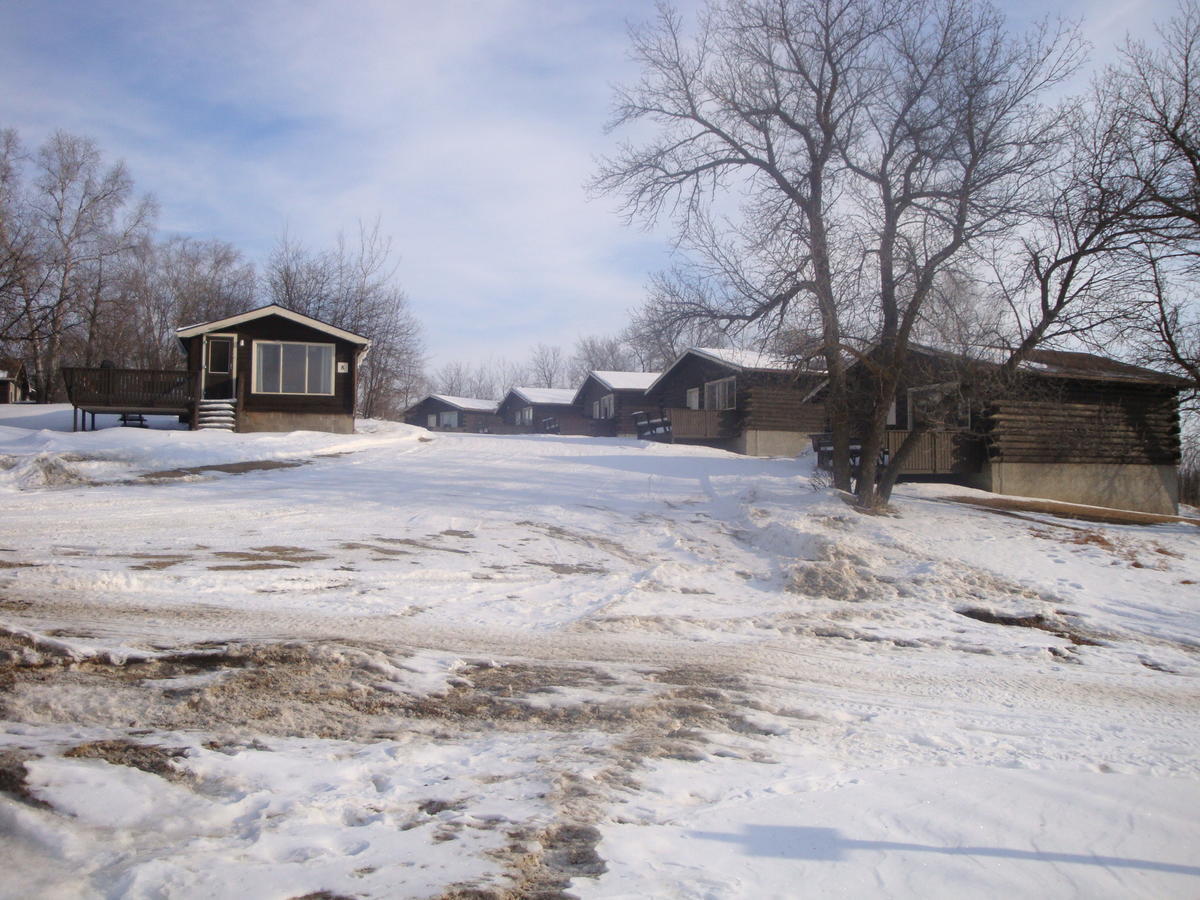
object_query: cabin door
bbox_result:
[203,335,236,400]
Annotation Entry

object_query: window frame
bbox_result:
[686,387,701,410]
[252,340,337,396]
[596,393,616,419]
[704,376,736,411]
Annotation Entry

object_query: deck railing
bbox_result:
[61,367,193,411]
[811,429,975,475]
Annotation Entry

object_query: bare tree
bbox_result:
[597,0,1083,506]
[430,356,528,400]
[265,221,424,418]
[568,334,638,383]
[1095,1,1200,400]
[0,130,155,399]
[527,343,567,388]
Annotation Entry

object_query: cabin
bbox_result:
[815,345,1186,514]
[0,357,31,403]
[640,348,826,456]
[497,387,589,434]
[404,394,501,432]
[572,370,660,437]
[61,305,370,433]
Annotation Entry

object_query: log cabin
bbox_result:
[641,348,826,456]
[61,305,370,433]
[497,386,589,434]
[0,357,30,403]
[813,345,1187,514]
[572,370,660,437]
[404,394,501,432]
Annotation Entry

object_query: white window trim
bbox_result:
[704,376,736,410]
[597,393,615,419]
[686,387,701,410]
[252,340,337,396]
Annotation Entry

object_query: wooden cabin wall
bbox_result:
[576,377,653,435]
[740,376,826,433]
[985,380,1180,465]
[231,316,358,417]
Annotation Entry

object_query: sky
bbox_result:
[0,0,1181,370]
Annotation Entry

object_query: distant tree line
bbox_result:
[0,128,424,419]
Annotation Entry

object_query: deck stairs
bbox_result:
[196,399,237,431]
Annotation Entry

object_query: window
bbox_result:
[207,338,232,375]
[686,387,701,410]
[595,393,615,419]
[437,410,460,428]
[254,341,335,395]
[518,406,533,425]
[427,413,437,428]
[704,377,736,410]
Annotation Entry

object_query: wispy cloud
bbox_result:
[0,0,675,364]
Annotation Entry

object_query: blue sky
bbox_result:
[0,0,1178,368]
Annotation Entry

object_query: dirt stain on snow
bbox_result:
[140,459,305,480]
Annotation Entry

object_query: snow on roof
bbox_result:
[590,371,661,392]
[645,347,798,395]
[690,347,794,371]
[176,304,371,345]
[427,395,500,413]
[510,387,578,406]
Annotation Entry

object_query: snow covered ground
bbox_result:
[0,404,1197,899]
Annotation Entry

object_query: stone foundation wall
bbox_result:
[972,461,1179,515]
[734,429,813,458]
[237,410,356,434]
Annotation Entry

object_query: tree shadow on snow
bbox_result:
[691,825,1200,876]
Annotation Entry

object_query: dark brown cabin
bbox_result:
[404,394,501,432]
[0,357,31,403]
[497,387,589,435]
[61,305,370,433]
[817,345,1186,514]
[641,348,825,456]
[572,371,659,437]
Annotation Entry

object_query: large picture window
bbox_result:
[254,341,335,395]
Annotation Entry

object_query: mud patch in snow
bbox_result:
[140,459,305,480]
[956,607,1107,647]
[63,738,190,781]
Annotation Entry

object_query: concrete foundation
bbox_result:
[734,429,813,458]
[973,461,1179,515]
[237,410,356,434]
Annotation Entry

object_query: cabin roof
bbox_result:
[910,344,1190,387]
[1012,349,1189,386]
[591,370,661,391]
[571,370,660,404]
[419,394,500,413]
[176,304,371,346]
[0,357,24,380]
[507,386,578,406]
[645,347,794,394]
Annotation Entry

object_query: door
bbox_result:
[203,335,236,400]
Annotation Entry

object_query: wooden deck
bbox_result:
[61,367,194,429]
